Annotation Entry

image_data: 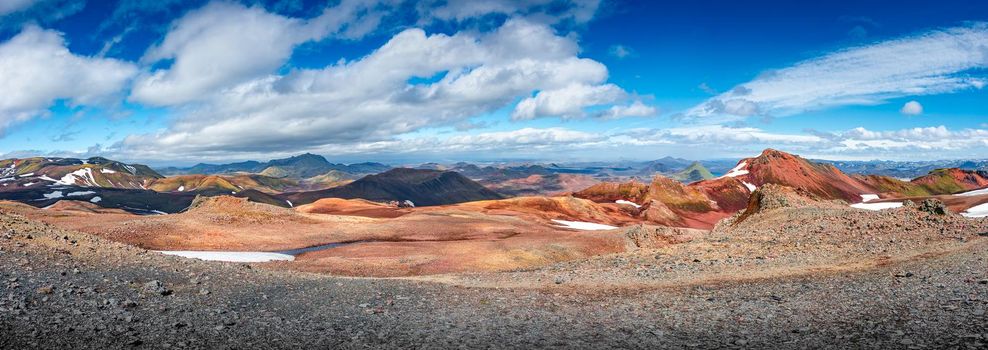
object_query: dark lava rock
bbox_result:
[918,199,949,215]
[143,280,171,296]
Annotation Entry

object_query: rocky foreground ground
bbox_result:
[1,196,987,349]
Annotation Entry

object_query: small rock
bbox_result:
[143,280,171,296]
[199,288,210,295]
[36,285,53,295]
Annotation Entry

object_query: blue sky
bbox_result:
[0,0,986,166]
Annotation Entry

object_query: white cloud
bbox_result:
[119,18,633,158]
[601,124,988,160]
[443,127,602,150]
[0,26,137,133]
[652,125,825,144]
[511,83,627,120]
[103,127,606,162]
[0,0,37,15]
[608,44,634,59]
[596,100,657,119]
[900,100,923,115]
[833,126,988,152]
[688,23,988,118]
[131,0,389,106]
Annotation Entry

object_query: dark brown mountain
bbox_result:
[279,168,504,207]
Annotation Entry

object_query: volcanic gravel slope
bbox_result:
[1,188,987,348]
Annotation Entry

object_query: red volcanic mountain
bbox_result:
[910,168,988,194]
[855,168,988,198]
[573,149,904,229]
[708,148,876,203]
[574,175,736,229]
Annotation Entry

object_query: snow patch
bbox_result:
[615,200,641,208]
[100,168,116,174]
[42,191,64,199]
[121,206,167,215]
[286,200,293,207]
[720,161,749,178]
[860,194,880,202]
[67,191,96,196]
[961,203,988,218]
[90,196,102,203]
[742,181,757,192]
[55,168,98,186]
[551,219,617,231]
[850,202,903,211]
[958,187,988,197]
[18,172,34,177]
[22,182,36,187]
[157,251,295,263]
[177,186,185,192]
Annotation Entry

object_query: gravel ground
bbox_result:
[1,208,987,349]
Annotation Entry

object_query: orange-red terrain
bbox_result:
[572,149,988,226]
[2,149,987,279]
[1,195,660,277]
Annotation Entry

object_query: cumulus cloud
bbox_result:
[830,126,988,154]
[104,127,606,162]
[118,18,634,158]
[512,83,627,120]
[601,124,988,160]
[131,0,389,106]
[900,100,923,115]
[442,127,603,150]
[596,101,657,119]
[648,125,824,145]
[687,23,988,119]
[0,26,137,134]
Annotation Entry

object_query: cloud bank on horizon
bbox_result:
[0,0,986,164]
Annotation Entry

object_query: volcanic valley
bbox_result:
[0,150,986,348]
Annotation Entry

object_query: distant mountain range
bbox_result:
[2,151,987,217]
[157,153,392,178]
[821,159,988,179]
[0,156,504,213]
